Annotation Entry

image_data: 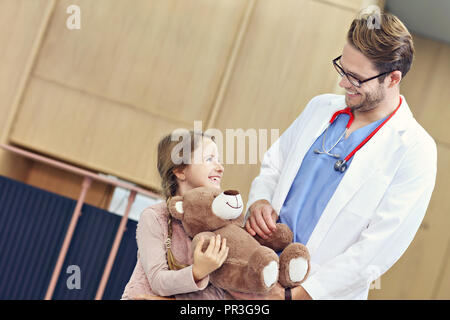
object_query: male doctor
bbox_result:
[243,10,437,299]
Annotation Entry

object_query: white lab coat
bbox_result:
[246,94,437,299]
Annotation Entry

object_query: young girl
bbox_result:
[121,131,230,300]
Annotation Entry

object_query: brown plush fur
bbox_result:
[168,187,310,293]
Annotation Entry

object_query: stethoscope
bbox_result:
[314,96,402,173]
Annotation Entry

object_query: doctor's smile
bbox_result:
[345,90,360,99]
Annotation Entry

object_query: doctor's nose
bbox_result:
[339,75,352,89]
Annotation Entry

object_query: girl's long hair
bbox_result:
[157,130,214,270]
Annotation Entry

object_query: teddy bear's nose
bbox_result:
[224,190,240,196]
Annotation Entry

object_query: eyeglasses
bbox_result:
[332,55,393,88]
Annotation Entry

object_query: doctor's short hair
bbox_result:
[347,7,414,82]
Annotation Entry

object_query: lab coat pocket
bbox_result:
[343,172,391,220]
[315,209,371,261]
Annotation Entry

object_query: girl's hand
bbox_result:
[192,234,229,282]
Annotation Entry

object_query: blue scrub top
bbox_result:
[279,112,387,245]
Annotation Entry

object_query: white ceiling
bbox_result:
[385,0,450,44]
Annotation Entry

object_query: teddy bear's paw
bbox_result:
[278,243,311,287]
[263,260,279,288]
[288,257,309,283]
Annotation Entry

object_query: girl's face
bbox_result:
[176,137,224,192]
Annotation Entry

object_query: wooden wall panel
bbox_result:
[0,0,54,181]
[430,146,450,299]
[10,77,186,191]
[212,0,357,200]
[369,35,450,300]
[0,0,49,125]
[26,162,114,210]
[435,238,450,298]
[33,0,249,124]
[315,0,363,11]
[0,0,112,218]
[401,35,450,145]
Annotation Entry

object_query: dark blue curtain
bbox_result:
[0,175,138,300]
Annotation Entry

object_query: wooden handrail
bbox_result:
[0,144,161,198]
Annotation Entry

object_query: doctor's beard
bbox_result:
[347,83,386,113]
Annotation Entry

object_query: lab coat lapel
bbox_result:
[272,104,339,213]
[306,96,411,254]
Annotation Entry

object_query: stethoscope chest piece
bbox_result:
[334,159,348,173]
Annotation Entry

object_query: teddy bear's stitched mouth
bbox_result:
[226,202,242,210]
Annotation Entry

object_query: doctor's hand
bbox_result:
[246,200,278,239]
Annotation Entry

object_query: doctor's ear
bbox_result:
[387,70,402,88]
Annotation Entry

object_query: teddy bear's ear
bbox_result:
[167,195,184,220]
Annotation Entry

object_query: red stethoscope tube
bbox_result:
[332,96,403,173]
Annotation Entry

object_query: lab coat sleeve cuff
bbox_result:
[246,196,275,217]
[301,276,330,300]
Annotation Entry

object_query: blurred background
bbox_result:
[0,0,448,299]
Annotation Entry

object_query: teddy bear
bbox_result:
[167,186,310,294]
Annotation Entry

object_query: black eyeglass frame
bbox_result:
[332,55,394,88]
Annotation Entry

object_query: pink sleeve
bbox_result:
[137,209,209,297]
